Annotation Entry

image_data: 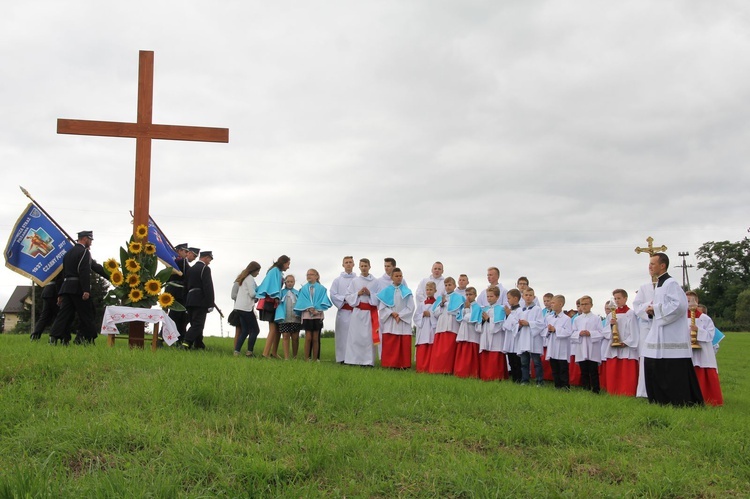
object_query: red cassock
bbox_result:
[599,360,608,392]
[603,358,638,396]
[415,343,432,373]
[694,366,723,406]
[428,332,457,374]
[453,342,480,378]
[478,351,508,381]
[381,333,412,369]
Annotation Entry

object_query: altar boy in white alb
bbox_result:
[545,295,572,389]
[414,281,438,373]
[601,289,640,397]
[571,295,603,393]
[376,268,415,369]
[641,253,703,406]
[330,256,356,364]
[685,291,723,406]
[344,258,380,366]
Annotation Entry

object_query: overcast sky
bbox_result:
[2,1,749,336]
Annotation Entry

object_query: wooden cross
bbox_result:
[57,50,229,347]
[57,50,229,237]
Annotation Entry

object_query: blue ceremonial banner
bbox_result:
[4,203,74,286]
[146,216,181,273]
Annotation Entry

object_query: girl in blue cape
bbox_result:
[294,268,333,361]
[257,255,291,359]
[275,275,302,360]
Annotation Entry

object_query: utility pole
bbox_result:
[676,251,694,291]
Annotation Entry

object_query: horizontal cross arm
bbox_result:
[57,119,229,143]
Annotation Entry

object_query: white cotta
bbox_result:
[477,307,505,354]
[377,287,414,336]
[544,312,572,361]
[642,277,691,360]
[571,313,604,362]
[514,305,545,355]
[414,300,437,346]
[601,309,640,361]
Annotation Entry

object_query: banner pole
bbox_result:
[19,186,75,243]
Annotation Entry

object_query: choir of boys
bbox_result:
[229,254,723,408]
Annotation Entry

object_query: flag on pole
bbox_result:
[4,203,74,286]
[146,216,181,273]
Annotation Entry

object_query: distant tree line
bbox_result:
[695,237,750,331]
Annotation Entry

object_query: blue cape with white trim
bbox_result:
[376,284,413,308]
[294,282,333,312]
[256,266,284,299]
[274,287,299,322]
[432,292,465,313]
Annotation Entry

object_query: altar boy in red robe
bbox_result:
[601,289,639,396]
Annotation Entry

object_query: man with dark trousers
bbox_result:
[182,250,215,350]
[49,230,107,345]
[30,273,62,341]
[166,243,191,343]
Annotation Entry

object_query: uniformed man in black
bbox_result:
[182,250,215,349]
[49,230,107,345]
[30,273,63,341]
[166,243,191,342]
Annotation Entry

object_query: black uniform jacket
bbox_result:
[185,261,215,308]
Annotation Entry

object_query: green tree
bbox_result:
[735,289,750,329]
[695,237,750,322]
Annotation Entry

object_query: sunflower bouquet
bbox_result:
[103,224,185,311]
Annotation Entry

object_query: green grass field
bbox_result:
[0,333,748,498]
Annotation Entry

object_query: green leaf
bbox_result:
[168,302,186,312]
[120,246,129,269]
[155,267,173,284]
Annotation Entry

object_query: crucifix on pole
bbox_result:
[634,236,668,287]
[57,50,229,347]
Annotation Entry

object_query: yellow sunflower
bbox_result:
[144,243,156,255]
[110,270,124,286]
[158,292,175,308]
[129,241,143,254]
[135,224,149,239]
[125,258,141,273]
[129,288,144,303]
[104,258,119,272]
[127,273,141,288]
[144,279,162,296]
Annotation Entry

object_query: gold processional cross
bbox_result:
[634,236,668,286]
[57,50,229,347]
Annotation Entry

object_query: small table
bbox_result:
[101,306,180,348]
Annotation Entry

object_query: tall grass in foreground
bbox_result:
[0,333,748,498]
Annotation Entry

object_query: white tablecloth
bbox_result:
[101,306,180,346]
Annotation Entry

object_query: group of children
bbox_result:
[239,256,724,406]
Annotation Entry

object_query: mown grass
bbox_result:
[0,333,748,498]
